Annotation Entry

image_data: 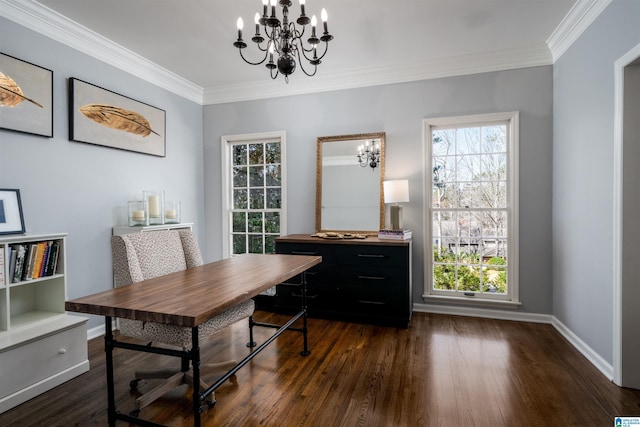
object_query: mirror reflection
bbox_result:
[316,132,385,234]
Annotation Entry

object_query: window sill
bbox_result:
[421,294,522,309]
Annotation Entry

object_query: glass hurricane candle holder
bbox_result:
[128,200,149,226]
[164,200,181,224]
[143,190,164,225]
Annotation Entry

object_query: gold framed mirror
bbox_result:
[315,132,385,234]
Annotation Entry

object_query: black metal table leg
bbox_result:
[105,317,116,427]
[300,272,311,356]
[191,327,201,427]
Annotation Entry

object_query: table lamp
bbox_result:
[383,180,409,230]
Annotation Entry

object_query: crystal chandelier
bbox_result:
[357,140,381,169]
[233,0,333,82]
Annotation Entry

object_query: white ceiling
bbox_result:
[2,0,611,104]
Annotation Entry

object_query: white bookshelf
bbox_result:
[0,233,89,413]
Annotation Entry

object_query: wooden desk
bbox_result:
[66,253,322,427]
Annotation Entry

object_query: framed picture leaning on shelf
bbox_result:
[0,52,54,137]
[0,189,25,235]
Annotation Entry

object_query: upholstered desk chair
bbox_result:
[111,230,255,415]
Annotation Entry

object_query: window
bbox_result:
[423,112,519,304]
[221,132,286,258]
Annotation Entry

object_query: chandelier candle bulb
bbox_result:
[270,0,276,17]
[321,8,328,32]
[300,0,306,15]
[237,17,243,39]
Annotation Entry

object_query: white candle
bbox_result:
[148,195,160,217]
[132,210,145,221]
[165,209,177,220]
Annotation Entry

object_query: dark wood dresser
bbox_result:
[258,234,412,328]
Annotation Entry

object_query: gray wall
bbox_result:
[0,17,204,330]
[204,66,554,315]
[553,0,640,364]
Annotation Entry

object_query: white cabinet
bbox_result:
[0,233,88,414]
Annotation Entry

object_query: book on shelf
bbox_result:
[12,244,26,283]
[23,243,38,281]
[8,247,17,284]
[378,229,412,240]
[45,240,60,276]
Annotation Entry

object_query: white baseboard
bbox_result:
[413,302,553,323]
[413,303,613,381]
[551,316,614,381]
[87,324,106,341]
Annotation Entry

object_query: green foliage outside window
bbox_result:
[433,246,507,294]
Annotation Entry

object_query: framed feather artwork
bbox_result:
[69,78,166,157]
[0,52,53,137]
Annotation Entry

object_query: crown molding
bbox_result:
[203,44,552,105]
[547,0,613,63]
[0,0,204,104]
[3,0,594,106]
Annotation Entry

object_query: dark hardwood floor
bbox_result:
[2,311,639,426]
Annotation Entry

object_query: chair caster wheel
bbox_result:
[129,379,140,390]
[130,409,141,417]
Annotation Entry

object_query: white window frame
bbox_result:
[423,112,520,307]
[221,131,287,259]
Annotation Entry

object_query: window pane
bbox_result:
[483,265,506,294]
[483,125,507,152]
[265,164,281,186]
[232,212,246,232]
[249,143,264,165]
[265,212,280,233]
[250,189,264,209]
[456,127,481,155]
[233,234,246,255]
[233,145,247,166]
[432,129,455,156]
[233,189,247,209]
[248,234,263,253]
[482,153,507,180]
[233,166,247,187]
[265,235,276,254]
[266,188,281,209]
[433,264,455,290]
[248,212,263,233]
[249,166,264,187]
[266,142,281,163]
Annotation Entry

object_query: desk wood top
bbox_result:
[65,254,321,327]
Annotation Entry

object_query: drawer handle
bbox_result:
[291,251,319,255]
[291,292,319,299]
[357,254,385,258]
[358,275,387,280]
[358,299,386,305]
[58,348,67,354]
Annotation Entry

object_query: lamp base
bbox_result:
[389,204,403,230]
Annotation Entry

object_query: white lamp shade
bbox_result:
[384,180,410,204]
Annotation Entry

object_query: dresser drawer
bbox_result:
[0,323,87,399]
[276,242,336,265]
[336,245,407,268]
[275,282,340,313]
